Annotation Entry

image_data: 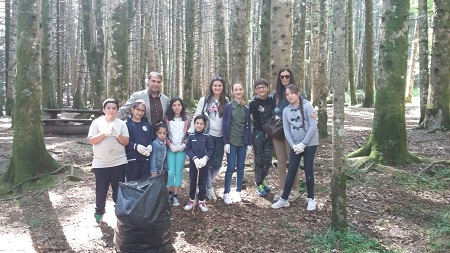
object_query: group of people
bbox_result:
[87,68,319,223]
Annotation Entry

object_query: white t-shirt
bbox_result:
[88,117,129,168]
[169,118,185,146]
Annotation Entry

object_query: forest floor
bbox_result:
[0,99,449,253]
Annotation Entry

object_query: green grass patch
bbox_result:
[426,210,450,252]
[307,229,391,253]
[395,166,450,192]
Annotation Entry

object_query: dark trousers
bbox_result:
[252,129,273,184]
[94,164,126,214]
[281,145,317,200]
[125,160,149,181]
[188,161,208,201]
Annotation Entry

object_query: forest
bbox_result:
[0,0,449,252]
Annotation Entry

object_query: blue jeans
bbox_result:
[167,150,186,187]
[206,136,224,189]
[224,144,246,194]
[281,145,318,200]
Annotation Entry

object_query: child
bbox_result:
[222,82,252,204]
[165,97,190,207]
[125,99,153,181]
[88,98,129,223]
[184,115,214,212]
[150,123,168,178]
[249,78,276,196]
[271,84,319,211]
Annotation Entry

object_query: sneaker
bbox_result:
[306,198,316,211]
[184,199,195,211]
[206,188,217,202]
[94,213,103,223]
[262,181,271,192]
[198,200,208,212]
[271,198,290,209]
[273,190,282,201]
[256,184,267,197]
[223,193,232,205]
[288,191,299,202]
[172,196,180,207]
[233,191,242,203]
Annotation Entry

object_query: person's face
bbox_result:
[212,81,224,97]
[232,83,244,100]
[285,88,300,104]
[148,75,162,93]
[132,104,146,119]
[194,119,206,132]
[255,84,269,98]
[172,100,183,116]
[103,102,118,117]
[279,71,291,86]
[156,128,167,141]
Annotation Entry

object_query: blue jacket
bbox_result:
[186,131,214,161]
[222,101,252,146]
[125,116,154,162]
[149,139,167,174]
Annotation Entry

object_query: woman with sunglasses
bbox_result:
[188,76,228,201]
[273,67,312,203]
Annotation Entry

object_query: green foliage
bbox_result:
[395,166,450,192]
[426,210,450,252]
[307,229,391,253]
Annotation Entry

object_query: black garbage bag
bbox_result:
[114,173,174,253]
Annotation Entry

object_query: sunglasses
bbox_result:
[280,75,290,79]
[212,76,225,81]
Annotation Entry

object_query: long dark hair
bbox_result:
[286,84,305,131]
[166,97,186,121]
[205,76,227,117]
[275,67,296,103]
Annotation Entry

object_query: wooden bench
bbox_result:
[42,108,103,135]
[43,108,103,119]
[42,118,93,125]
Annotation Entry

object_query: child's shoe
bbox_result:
[198,200,208,212]
[262,180,271,192]
[271,198,290,209]
[223,193,232,205]
[233,191,242,203]
[306,198,316,211]
[256,184,267,197]
[184,199,195,211]
[94,213,103,223]
[172,196,180,207]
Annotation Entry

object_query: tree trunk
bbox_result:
[330,0,347,231]
[423,0,450,130]
[42,0,57,109]
[5,0,60,185]
[348,0,356,105]
[260,0,272,82]
[317,0,329,138]
[271,0,292,81]
[292,0,306,89]
[184,0,195,107]
[5,0,18,116]
[310,0,320,105]
[418,0,429,125]
[348,0,419,165]
[405,19,419,104]
[362,0,374,107]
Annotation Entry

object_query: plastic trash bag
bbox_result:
[114,173,174,253]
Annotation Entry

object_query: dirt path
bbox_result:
[0,102,449,252]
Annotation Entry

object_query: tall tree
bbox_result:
[423,0,450,130]
[5,0,60,185]
[418,0,429,126]
[348,0,356,105]
[42,0,57,109]
[5,0,18,116]
[317,0,329,137]
[184,0,195,106]
[311,0,320,104]
[214,0,227,80]
[291,0,306,90]
[330,0,347,231]
[259,0,271,82]
[362,0,375,107]
[271,0,292,83]
[348,0,419,165]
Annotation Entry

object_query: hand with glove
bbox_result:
[194,158,201,169]
[110,126,121,137]
[103,127,113,137]
[146,145,152,153]
[137,144,149,156]
[246,145,252,156]
[199,156,208,168]
[224,144,230,154]
[169,144,178,152]
[176,143,186,152]
[293,143,306,154]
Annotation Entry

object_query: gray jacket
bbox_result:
[282,101,319,148]
[117,89,170,124]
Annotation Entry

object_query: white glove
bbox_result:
[224,144,230,154]
[146,145,152,153]
[111,126,120,137]
[137,144,148,156]
[194,158,201,168]
[293,143,306,154]
[169,144,178,152]
[246,146,252,156]
[176,143,186,152]
[103,127,112,136]
[199,156,208,168]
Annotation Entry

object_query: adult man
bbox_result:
[118,72,170,127]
